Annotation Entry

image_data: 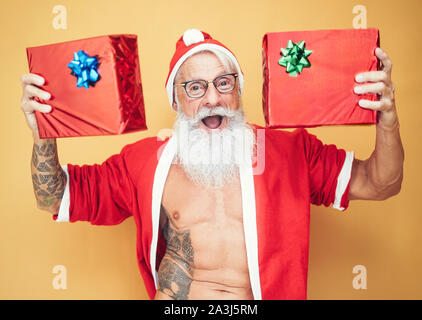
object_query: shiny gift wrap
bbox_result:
[262,28,380,128]
[26,35,147,138]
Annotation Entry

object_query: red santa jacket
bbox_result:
[54,124,354,300]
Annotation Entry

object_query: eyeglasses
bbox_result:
[175,73,238,99]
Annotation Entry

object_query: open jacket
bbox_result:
[55,124,354,300]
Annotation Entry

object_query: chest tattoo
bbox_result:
[158,205,194,300]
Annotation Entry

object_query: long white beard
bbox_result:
[172,106,255,189]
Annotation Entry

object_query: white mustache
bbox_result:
[190,106,237,126]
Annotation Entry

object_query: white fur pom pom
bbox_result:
[183,28,205,46]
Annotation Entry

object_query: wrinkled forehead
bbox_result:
[175,51,236,82]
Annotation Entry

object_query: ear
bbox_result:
[172,87,179,112]
[172,100,178,112]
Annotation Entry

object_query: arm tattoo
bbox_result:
[31,139,66,210]
[158,205,194,300]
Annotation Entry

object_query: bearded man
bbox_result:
[20,29,404,300]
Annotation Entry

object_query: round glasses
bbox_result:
[175,73,238,99]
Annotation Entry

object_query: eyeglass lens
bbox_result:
[185,74,236,98]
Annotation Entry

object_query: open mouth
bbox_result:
[201,115,223,129]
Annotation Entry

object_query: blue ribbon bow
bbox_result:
[67,50,100,89]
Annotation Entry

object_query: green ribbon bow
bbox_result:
[279,40,312,77]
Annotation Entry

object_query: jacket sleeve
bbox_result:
[301,128,354,211]
[53,144,136,225]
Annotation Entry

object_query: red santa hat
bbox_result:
[165,28,244,108]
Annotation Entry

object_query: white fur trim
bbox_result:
[166,43,244,107]
[239,146,262,300]
[183,28,205,46]
[333,151,354,211]
[56,164,70,222]
[150,135,178,288]
[149,134,262,299]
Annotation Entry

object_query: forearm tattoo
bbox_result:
[158,205,194,300]
[31,139,66,209]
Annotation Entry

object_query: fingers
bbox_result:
[20,73,53,116]
[355,71,388,83]
[21,73,45,88]
[354,81,395,102]
[21,99,52,114]
[21,73,51,101]
[23,83,51,101]
[354,48,395,115]
[375,47,392,73]
[355,48,395,110]
[21,82,52,114]
[358,98,393,111]
[354,81,387,95]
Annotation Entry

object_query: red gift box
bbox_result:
[26,34,147,138]
[262,28,380,128]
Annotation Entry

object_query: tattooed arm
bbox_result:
[21,73,65,214]
[31,131,66,214]
[21,73,136,223]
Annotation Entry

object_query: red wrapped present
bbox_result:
[26,34,147,138]
[262,28,380,128]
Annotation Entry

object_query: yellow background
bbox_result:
[0,0,420,299]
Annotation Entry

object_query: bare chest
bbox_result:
[160,165,248,271]
[160,164,243,229]
[156,164,252,299]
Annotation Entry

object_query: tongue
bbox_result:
[202,115,222,129]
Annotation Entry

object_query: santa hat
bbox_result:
[165,28,244,108]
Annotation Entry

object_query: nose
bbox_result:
[200,82,223,108]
